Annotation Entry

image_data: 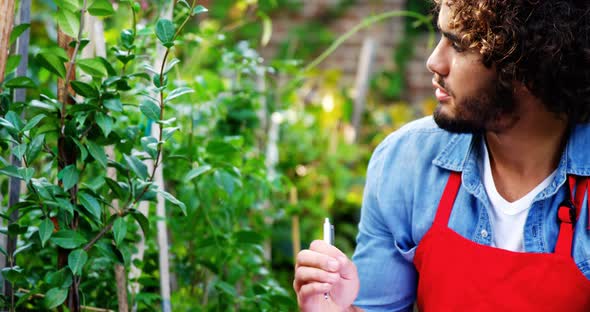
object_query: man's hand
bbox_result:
[293,240,360,312]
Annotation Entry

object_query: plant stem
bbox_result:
[83,210,128,252]
[61,0,89,138]
[131,2,200,204]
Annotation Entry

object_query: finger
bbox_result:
[309,240,347,260]
[296,249,341,273]
[309,240,356,279]
[298,282,331,300]
[294,266,340,291]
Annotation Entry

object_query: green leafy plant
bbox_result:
[0,0,206,310]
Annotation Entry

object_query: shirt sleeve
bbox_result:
[352,141,418,312]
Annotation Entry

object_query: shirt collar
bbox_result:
[564,122,590,176]
[432,132,473,172]
[432,123,590,177]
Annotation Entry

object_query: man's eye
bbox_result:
[451,42,465,52]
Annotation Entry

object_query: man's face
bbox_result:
[427,1,515,133]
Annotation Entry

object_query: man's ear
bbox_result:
[512,81,531,97]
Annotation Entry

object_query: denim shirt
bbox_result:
[351,116,590,312]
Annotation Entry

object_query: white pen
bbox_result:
[323,218,334,300]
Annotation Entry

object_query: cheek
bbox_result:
[450,58,494,97]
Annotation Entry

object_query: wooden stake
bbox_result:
[83,14,130,311]
[0,0,15,86]
[290,188,301,263]
[4,0,28,301]
[351,37,376,143]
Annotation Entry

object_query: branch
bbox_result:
[83,210,127,252]
[60,0,89,135]
[129,1,199,205]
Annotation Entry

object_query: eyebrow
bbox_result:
[437,20,462,42]
[441,31,461,43]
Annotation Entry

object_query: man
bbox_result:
[293,0,590,311]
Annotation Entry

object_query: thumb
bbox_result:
[336,255,357,280]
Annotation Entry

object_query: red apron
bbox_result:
[414,171,590,311]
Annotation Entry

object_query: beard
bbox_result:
[433,76,516,134]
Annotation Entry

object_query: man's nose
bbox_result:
[426,39,450,77]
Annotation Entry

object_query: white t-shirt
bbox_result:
[481,141,557,252]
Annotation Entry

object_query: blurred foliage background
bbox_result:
[0,0,436,310]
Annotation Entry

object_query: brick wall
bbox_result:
[261,0,435,106]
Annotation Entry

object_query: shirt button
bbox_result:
[481,230,489,238]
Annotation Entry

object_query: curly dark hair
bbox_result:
[434,0,590,123]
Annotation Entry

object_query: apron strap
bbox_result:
[433,171,462,228]
[555,175,589,256]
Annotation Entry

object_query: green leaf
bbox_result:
[215,281,237,297]
[163,58,180,74]
[56,198,74,216]
[155,19,175,48]
[120,29,135,49]
[159,190,187,215]
[51,230,87,249]
[78,57,108,77]
[58,165,79,191]
[9,23,30,46]
[124,154,148,180]
[162,127,179,141]
[45,268,73,288]
[214,170,236,196]
[78,192,102,221]
[87,141,107,167]
[178,0,190,9]
[207,140,237,156]
[5,111,24,131]
[95,241,124,264]
[5,55,21,74]
[26,134,45,163]
[260,12,272,46]
[36,53,66,78]
[184,164,212,181]
[103,95,123,112]
[140,136,158,159]
[8,224,27,236]
[235,230,263,245]
[56,8,80,38]
[39,218,54,247]
[20,167,34,183]
[1,266,23,284]
[153,73,168,88]
[105,178,127,200]
[14,242,33,256]
[3,76,36,89]
[95,112,113,137]
[72,138,88,161]
[192,5,208,15]
[165,86,194,103]
[88,0,115,16]
[22,114,46,132]
[55,0,81,11]
[68,249,88,276]
[44,287,68,309]
[0,165,20,179]
[0,165,34,182]
[129,209,150,236]
[45,47,69,62]
[112,218,127,246]
[139,100,160,121]
[12,143,27,160]
[70,81,99,98]
[0,117,17,136]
